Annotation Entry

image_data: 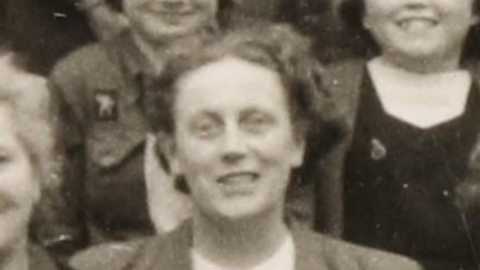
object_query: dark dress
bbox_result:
[344,70,480,270]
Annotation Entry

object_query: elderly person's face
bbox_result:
[362,0,478,62]
[123,0,219,43]
[170,57,305,221]
[0,105,39,247]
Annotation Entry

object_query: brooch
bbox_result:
[371,138,387,161]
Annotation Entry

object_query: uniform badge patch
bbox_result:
[94,91,118,121]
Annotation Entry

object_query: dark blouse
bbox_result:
[344,69,480,270]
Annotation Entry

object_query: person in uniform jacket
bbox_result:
[49,0,236,254]
[304,0,480,269]
[0,49,69,270]
[68,22,423,270]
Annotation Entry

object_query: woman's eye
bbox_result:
[243,113,273,134]
[0,153,11,165]
[191,118,221,139]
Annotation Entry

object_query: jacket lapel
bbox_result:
[127,222,193,270]
[293,225,329,270]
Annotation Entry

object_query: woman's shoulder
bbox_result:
[68,239,150,270]
[69,224,190,270]
[323,236,423,270]
[29,245,69,270]
[293,227,423,270]
[50,41,109,80]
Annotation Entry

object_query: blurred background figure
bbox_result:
[306,0,480,269]
[0,47,65,269]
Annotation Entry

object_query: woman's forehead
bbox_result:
[174,57,287,115]
[179,57,277,87]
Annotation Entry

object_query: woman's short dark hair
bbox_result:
[336,0,480,60]
[105,0,235,29]
[145,21,330,144]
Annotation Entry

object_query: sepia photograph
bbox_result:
[0,0,479,269]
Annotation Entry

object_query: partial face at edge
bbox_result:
[0,106,39,248]
[123,0,219,44]
[363,0,478,66]
[170,57,305,221]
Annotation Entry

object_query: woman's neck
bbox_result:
[381,50,462,74]
[0,239,29,270]
[192,208,289,269]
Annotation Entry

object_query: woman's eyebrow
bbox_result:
[188,111,223,124]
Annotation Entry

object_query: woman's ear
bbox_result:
[32,178,41,205]
[292,138,306,169]
[362,14,371,30]
[471,13,480,26]
[155,132,180,176]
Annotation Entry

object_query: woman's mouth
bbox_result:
[217,172,259,194]
[144,3,194,16]
[397,17,438,33]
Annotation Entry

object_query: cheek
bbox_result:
[0,162,38,209]
[363,0,392,27]
[198,0,218,11]
[12,165,38,204]
[175,134,216,178]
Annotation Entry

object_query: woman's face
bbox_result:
[363,0,478,68]
[123,0,219,44]
[171,57,304,221]
[0,106,39,247]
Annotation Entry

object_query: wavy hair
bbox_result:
[145,21,330,144]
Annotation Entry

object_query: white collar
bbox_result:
[191,233,295,270]
[366,57,472,128]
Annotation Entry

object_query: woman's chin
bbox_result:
[0,211,29,249]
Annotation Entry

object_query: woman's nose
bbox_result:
[221,126,248,164]
[157,0,186,10]
[402,0,431,9]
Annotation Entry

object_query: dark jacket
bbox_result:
[30,245,71,270]
[69,221,423,270]
[47,31,157,252]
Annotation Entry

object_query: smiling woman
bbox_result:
[0,50,63,270]
[171,56,305,223]
[69,22,424,270]
[307,0,480,269]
